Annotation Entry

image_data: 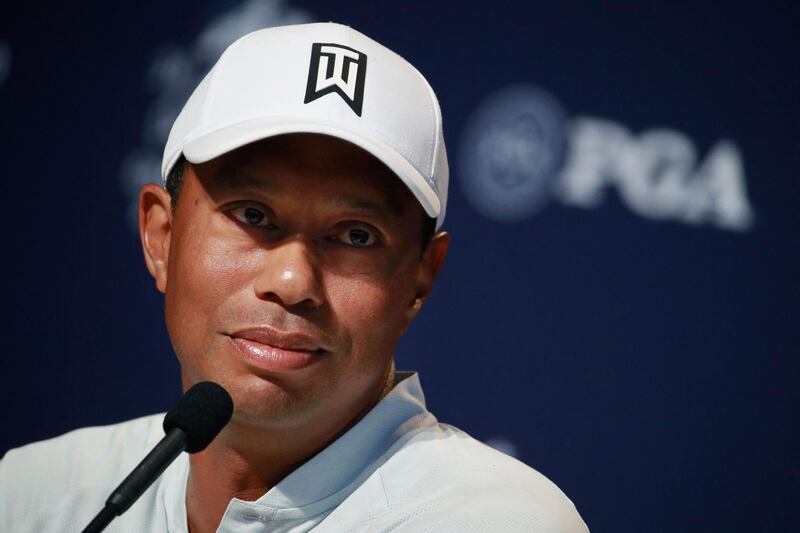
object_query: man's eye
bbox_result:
[230,206,273,227]
[332,226,378,247]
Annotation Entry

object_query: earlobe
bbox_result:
[408,297,424,318]
[138,183,173,294]
[401,298,424,334]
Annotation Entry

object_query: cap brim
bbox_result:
[179,118,441,219]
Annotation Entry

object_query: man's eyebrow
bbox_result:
[327,193,406,223]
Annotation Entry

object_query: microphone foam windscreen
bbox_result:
[163,381,234,453]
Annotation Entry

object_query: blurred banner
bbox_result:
[2,1,797,531]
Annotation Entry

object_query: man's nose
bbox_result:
[253,239,324,309]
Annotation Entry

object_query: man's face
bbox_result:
[140,134,447,434]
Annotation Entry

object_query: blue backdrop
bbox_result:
[2,1,798,531]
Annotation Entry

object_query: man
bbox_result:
[0,23,587,532]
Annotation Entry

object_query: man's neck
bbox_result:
[185,422,312,533]
[185,362,397,533]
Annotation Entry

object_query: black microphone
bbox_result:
[81,381,233,533]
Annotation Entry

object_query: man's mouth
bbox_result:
[230,326,326,352]
[227,327,327,372]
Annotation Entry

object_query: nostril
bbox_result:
[256,290,321,310]
[253,241,325,308]
[254,270,324,309]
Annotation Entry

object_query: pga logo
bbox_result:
[459,85,754,231]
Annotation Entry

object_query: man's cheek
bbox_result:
[329,276,408,344]
[183,237,256,300]
[327,275,392,314]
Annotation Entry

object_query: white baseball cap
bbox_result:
[162,22,449,228]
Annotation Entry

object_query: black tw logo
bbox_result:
[304,43,367,117]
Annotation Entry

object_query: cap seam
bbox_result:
[193,64,219,147]
[405,65,438,191]
[424,82,437,191]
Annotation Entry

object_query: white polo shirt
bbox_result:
[0,373,588,532]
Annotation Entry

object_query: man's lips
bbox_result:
[229,326,326,352]
[226,327,328,372]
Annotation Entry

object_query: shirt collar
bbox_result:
[162,371,436,530]
[253,371,434,510]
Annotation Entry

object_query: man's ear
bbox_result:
[138,183,173,294]
[405,231,449,324]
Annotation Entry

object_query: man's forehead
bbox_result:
[199,134,414,219]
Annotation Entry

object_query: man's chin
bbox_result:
[225,379,328,431]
